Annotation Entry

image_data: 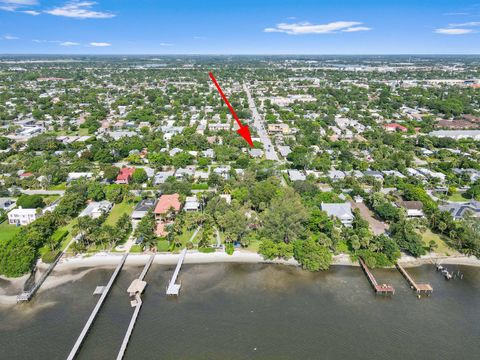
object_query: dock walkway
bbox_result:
[358,258,395,295]
[396,263,433,294]
[66,253,128,360]
[116,254,155,360]
[166,248,187,295]
[165,226,200,296]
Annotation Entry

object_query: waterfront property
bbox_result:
[8,207,40,226]
[131,198,157,220]
[321,202,354,226]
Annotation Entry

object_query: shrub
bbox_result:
[42,249,61,264]
[199,247,215,253]
[16,194,45,209]
[225,242,234,255]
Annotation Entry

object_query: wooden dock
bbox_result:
[358,258,395,295]
[396,263,433,294]
[116,254,155,360]
[166,248,187,295]
[66,253,128,360]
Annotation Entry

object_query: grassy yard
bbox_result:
[0,222,21,243]
[49,182,67,190]
[421,229,457,256]
[448,192,469,202]
[104,201,135,226]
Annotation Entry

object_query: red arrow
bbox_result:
[209,72,254,148]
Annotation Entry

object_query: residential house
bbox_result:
[267,123,290,134]
[8,207,40,226]
[0,198,15,211]
[116,167,135,184]
[384,123,408,132]
[397,200,424,218]
[154,194,181,221]
[184,196,200,212]
[79,200,113,219]
[131,198,157,220]
[439,201,480,220]
[153,171,174,185]
[288,169,306,181]
[321,203,354,226]
[67,172,93,183]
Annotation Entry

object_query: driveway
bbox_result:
[351,201,389,235]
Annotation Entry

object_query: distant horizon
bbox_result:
[1,53,480,57]
[1,1,479,54]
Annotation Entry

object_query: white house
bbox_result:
[79,200,113,219]
[8,207,40,226]
[184,196,200,211]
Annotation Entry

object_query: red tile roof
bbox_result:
[384,123,408,132]
[154,194,181,214]
[116,167,135,182]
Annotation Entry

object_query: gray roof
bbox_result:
[133,198,156,213]
[321,202,353,220]
[439,201,480,219]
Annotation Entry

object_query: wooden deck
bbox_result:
[396,263,433,294]
[358,258,395,295]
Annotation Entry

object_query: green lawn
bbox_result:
[59,219,78,251]
[448,192,469,202]
[0,222,21,242]
[421,229,456,256]
[49,183,67,190]
[104,201,135,226]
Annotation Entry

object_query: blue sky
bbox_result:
[0,0,479,54]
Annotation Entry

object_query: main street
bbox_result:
[243,82,279,161]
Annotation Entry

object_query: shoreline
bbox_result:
[1,250,479,306]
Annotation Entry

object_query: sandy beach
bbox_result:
[1,250,479,306]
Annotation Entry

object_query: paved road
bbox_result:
[243,83,279,161]
[20,189,65,196]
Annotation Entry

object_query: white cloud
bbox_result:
[449,21,480,27]
[342,26,372,32]
[60,41,80,46]
[435,28,473,35]
[45,1,115,19]
[159,42,172,46]
[22,9,39,15]
[0,0,37,11]
[264,21,371,35]
[3,34,19,40]
[90,42,111,47]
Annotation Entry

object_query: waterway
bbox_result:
[0,263,479,359]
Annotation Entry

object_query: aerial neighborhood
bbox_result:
[0,56,479,280]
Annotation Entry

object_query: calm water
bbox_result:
[0,263,479,360]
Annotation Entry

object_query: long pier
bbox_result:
[166,248,187,295]
[66,253,129,360]
[165,226,200,296]
[116,254,155,360]
[358,258,395,295]
[396,263,433,294]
